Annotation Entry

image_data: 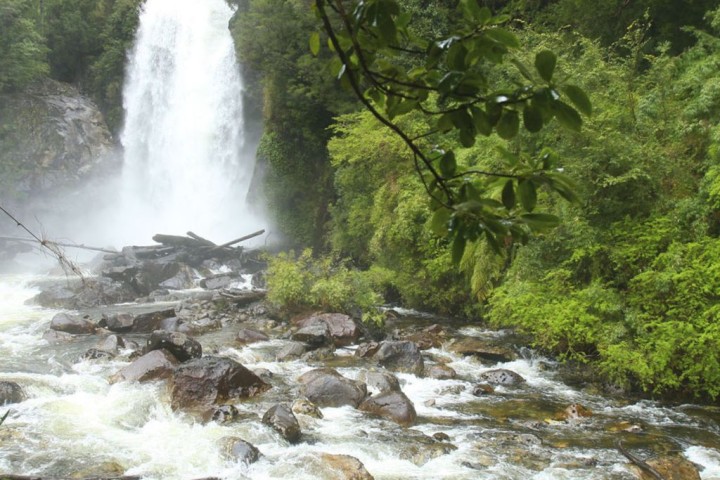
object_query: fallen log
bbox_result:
[616,439,666,480]
[151,233,206,248]
[211,229,265,251]
[186,231,217,246]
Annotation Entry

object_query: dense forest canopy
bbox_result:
[2,0,720,399]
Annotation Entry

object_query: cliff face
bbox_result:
[0,78,118,204]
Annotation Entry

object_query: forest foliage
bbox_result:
[241,0,720,399]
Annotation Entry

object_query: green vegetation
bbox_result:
[253,1,720,399]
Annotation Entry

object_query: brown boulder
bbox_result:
[171,356,271,411]
[448,337,516,362]
[320,453,374,480]
[236,328,269,345]
[262,403,301,443]
[299,368,367,408]
[373,341,424,376]
[358,391,417,427]
[49,312,96,335]
[111,349,178,383]
[145,330,202,362]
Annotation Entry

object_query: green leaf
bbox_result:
[562,84,592,116]
[471,107,492,136]
[523,103,543,133]
[517,179,537,212]
[429,208,451,236]
[520,213,560,229]
[451,233,467,263]
[485,28,520,49]
[535,50,556,83]
[496,110,519,140]
[439,151,457,177]
[552,101,583,132]
[502,180,516,210]
[459,0,483,22]
[309,32,320,56]
[511,58,534,81]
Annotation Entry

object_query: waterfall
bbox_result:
[117,0,261,246]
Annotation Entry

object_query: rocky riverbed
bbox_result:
[1,251,720,479]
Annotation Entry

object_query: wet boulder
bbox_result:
[355,342,380,358]
[211,405,239,424]
[358,391,417,427]
[236,328,269,345]
[556,403,593,421]
[478,369,525,386]
[292,397,324,419]
[145,330,202,362]
[82,348,115,360]
[424,364,456,380]
[373,341,424,376]
[42,329,75,344]
[0,381,25,405]
[292,322,331,348]
[262,403,301,443]
[448,337,517,363]
[200,272,238,290]
[319,453,374,480]
[95,334,126,355]
[222,437,261,464]
[110,349,178,383]
[132,308,176,333]
[276,341,307,361]
[50,312,96,335]
[358,370,401,393]
[101,312,135,333]
[171,356,271,411]
[298,368,367,408]
[637,454,701,480]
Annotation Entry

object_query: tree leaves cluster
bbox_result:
[311,0,591,259]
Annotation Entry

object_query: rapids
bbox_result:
[1,274,720,479]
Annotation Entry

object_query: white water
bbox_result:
[115,0,262,246]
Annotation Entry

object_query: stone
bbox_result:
[82,348,115,360]
[424,364,456,379]
[358,391,417,427]
[357,370,401,393]
[145,330,202,362]
[0,381,25,405]
[276,341,307,361]
[638,454,701,480]
[132,308,176,333]
[478,369,525,385]
[262,403,301,443]
[296,313,361,347]
[103,313,135,333]
[299,368,367,408]
[200,272,239,290]
[556,403,593,421]
[236,328,270,345]
[176,317,222,336]
[111,349,178,383]
[211,405,239,423]
[292,322,331,348]
[95,334,126,355]
[404,331,441,350]
[448,337,517,362]
[223,437,260,464]
[49,312,96,335]
[158,266,195,290]
[319,453,374,480]
[292,398,324,419]
[171,356,271,411]
[43,329,74,344]
[472,383,495,396]
[355,342,380,358]
[373,341,424,376]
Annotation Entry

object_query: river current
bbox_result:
[1,273,720,479]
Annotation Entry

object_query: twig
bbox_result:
[0,204,85,281]
[0,410,9,426]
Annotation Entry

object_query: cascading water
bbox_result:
[117,0,261,245]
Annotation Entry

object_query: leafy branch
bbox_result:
[311,0,591,257]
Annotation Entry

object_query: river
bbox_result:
[2,273,720,479]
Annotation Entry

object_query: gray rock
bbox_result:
[296,313,361,347]
[358,370,401,393]
[236,328,269,345]
[42,329,75,344]
[425,364,456,380]
[111,349,178,383]
[211,405,239,423]
[448,337,516,362]
[200,273,238,290]
[292,322,331,348]
[373,341,424,376]
[145,330,202,362]
[292,398,323,419]
[0,381,25,405]
[171,356,271,411]
[50,313,96,335]
[95,335,126,354]
[319,453,374,479]
[276,341,307,361]
[223,437,260,464]
[478,369,525,385]
[103,313,135,333]
[132,308,176,333]
[298,368,367,408]
[358,391,417,427]
[262,404,301,443]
